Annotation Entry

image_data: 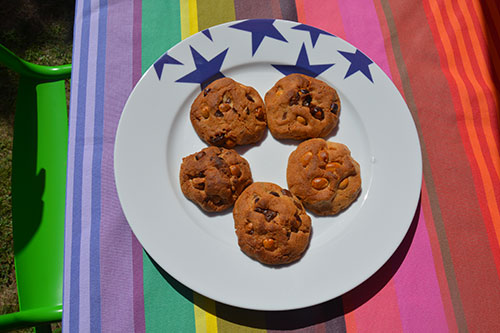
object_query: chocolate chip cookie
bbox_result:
[265,74,340,140]
[190,78,267,148]
[179,146,253,212]
[233,182,312,265]
[287,138,361,215]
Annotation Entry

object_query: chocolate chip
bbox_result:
[281,189,292,197]
[246,94,255,102]
[214,110,224,117]
[270,191,280,197]
[198,171,205,178]
[255,107,265,121]
[331,103,339,114]
[225,96,231,104]
[254,207,277,221]
[211,156,226,169]
[310,106,324,120]
[282,112,287,120]
[245,107,250,115]
[203,88,211,96]
[254,197,260,203]
[195,151,206,160]
[210,133,226,145]
[302,95,312,106]
[294,213,302,223]
[289,92,300,105]
[300,89,309,94]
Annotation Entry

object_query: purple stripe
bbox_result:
[100,0,135,331]
[131,1,145,332]
[62,0,83,329]
[279,0,298,21]
[69,0,92,330]
[89,0,107,331]
[78,0,99,328]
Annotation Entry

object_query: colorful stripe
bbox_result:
[99,0,136,331]
[68,0,92,329]
[63,0,500,331]
[132,0,145,332]
[62,0,82,327]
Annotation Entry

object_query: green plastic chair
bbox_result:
[0,44,70,332]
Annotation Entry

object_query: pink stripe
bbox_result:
[343,278,403,332]
[393,210,448,331]
[337,0,391,77]
[302,0,346,39]
[100,0,135,331]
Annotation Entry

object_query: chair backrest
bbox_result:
[0,44,71,331]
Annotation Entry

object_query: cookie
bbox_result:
[179,146,253,212]
[190,78,267,148]
[233,182,312,265]
[264,73,340,140]
[286,138,361,215]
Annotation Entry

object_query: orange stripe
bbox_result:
[343,311,357,333]
[295,0,305,22]
[452,0,500,180]
[429,0,500,252]
[421,181,458,331]
[445,0,500,269]
[480,0,500,86]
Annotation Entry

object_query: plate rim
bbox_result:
[114,18,423,311]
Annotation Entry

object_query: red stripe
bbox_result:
[439,0,500,277]
[421,181,458,331]
[301,0,345,39]
[421,0,500,330]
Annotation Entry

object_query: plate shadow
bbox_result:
[147,199,420,330]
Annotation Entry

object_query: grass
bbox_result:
[0,0,74,330]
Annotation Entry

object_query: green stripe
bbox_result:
[142,253,196,332]
[141,0,182,73]
[141,2,195,330]
[196,0,236,31]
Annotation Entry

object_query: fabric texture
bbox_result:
[63,0,500,331]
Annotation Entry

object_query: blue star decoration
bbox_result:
[338,49,374,82]
[229,19,287,56]
[272,43,334,78]
[292,24,335,47]
[154,53,183,80]
[202,29,212,41]
[176,46,228,90]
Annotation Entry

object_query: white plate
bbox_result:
[114,19,422,311]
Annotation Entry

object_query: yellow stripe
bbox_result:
[180,0,199,39]
[181,2,216,331]
[194,292,218,333]
[188,0,199,36]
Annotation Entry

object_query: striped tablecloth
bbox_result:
[63,0,500,331]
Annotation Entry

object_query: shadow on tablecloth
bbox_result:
[150,200,420,330]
